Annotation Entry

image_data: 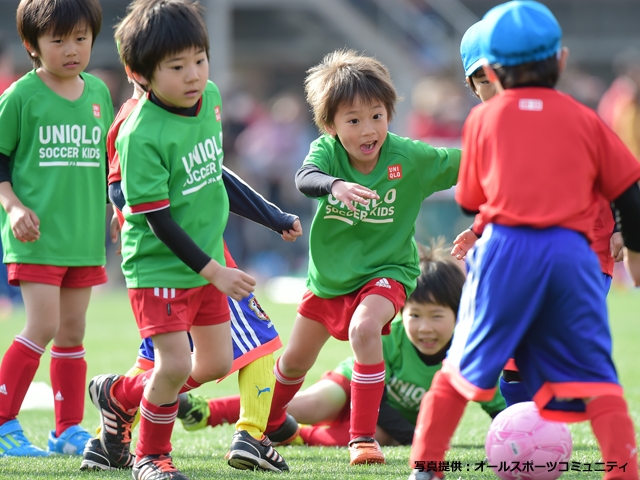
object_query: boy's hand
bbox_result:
[331,180,379,213]
[610,232,624,262]
[451,229,478,260]
[110,209,121,255]
[624,248,640,287]
[201,261,256,301]
[282,218,303,242]
[9,205,40,242]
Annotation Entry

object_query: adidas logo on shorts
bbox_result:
[55,391,64,401]
[0,384,7,395]
[375,278,391,289]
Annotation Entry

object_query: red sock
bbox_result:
[300,421,350,446]
[587,395,639,480]
[266,358,305,432]
[349,360,385,441]
[113,371,152,412]
[410,371,468,471]
[50,345,86,436]
[135,397,178,458]
[208,395,240,427]
[179,376,202,394]
[0,336,44,425]
[113,369,202,412]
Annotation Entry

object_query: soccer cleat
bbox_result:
[80,437,135,471]
[176,392,210,431]
[227,430,289,472]
[408,468,443,480]
[0,419,49,457]
[266,413,301,446]
[88,374,137,468]
[133,453,188,480]
[47,424,92,455]
[348,436,386,465]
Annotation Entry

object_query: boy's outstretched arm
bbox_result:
[295,164,378,212]
[223,166,302,241]
[612,181,640,285]
[145,208,255,300]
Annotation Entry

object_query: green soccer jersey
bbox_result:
[118,81,228,288]
[333,317,507,424]
[0,71,113,266]
[303,133,460,298]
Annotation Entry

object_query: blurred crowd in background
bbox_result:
[1,0,640,308]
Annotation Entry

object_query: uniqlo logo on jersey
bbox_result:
[388,164,402,180]
[215,106,221,122]
[92,104,101,117]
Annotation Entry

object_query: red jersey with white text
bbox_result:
[457,87,640,242]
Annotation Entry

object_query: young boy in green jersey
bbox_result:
[81,13,299,469]
[0,0,112,457]
[264,49,461,466]
[87,1,262,479]
[179,240,506,446]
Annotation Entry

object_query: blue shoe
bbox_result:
[47,424,92,455]
[0,419,49,457]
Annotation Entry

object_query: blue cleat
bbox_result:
[0,419,49,457]
[47,424,92,455]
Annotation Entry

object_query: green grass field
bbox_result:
[0,287,638,479]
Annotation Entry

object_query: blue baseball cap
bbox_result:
[460,21,484,77]
[479,1,562,67]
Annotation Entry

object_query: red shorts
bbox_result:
[297,278,406,341]
[128,283,230,338]
[7,264,107,288]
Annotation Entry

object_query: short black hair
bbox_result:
[16,0,102,67]
[115,0,209,82]
[406,239,466,317]
[492,53,560,89]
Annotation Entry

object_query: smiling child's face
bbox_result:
[402,300,456,356]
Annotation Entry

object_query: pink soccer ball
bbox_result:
[485,401,572,480]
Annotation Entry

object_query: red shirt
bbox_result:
[107,98,139,184]
[457,88,640,250]
[592,196,616,276]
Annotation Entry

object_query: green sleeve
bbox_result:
[414,143,461,200]
[0,88,20,156]
[302,137,333,173]
[478,385,507,418]
[119,114,170,208]
[382,323,398,379]
[332,356,355,381]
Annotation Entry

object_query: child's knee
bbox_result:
[280,351,313,377]
[197,356,233,383]
[156,357,192,386]
[348,320,380,345]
